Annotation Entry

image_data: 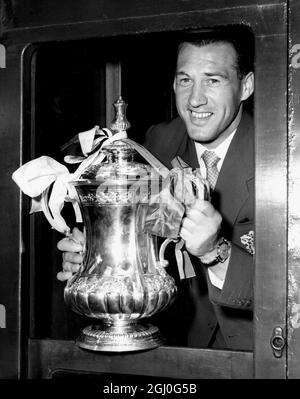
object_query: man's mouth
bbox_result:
[190,111,213,119]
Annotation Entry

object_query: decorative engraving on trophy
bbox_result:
[79,189,137,205]
[65,272,175,319]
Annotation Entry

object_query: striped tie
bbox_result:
[202,150,220,190]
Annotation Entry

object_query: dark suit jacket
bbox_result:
[144,110,254,351]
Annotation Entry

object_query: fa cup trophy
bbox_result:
[63,97,177,352]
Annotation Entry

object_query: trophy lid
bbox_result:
[76,97,156,183]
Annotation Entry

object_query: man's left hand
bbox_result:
[180,200,222,257]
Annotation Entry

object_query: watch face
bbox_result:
[218,239,230,261]
[201,238,230,266]
[219,245,228,259]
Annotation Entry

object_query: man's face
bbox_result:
[174,42,252,145]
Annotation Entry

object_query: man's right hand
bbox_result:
[57,227,85,281]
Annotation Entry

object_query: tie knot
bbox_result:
[202,150,220,168]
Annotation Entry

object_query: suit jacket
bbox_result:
[144,110,254,351]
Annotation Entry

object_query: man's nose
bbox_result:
[188,83,207,107]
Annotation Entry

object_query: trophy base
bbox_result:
[76,320,166,352]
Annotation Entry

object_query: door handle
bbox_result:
[270,327,286,358]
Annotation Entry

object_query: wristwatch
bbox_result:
[200,237,231,267]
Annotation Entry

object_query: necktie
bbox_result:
[202,150,220,190]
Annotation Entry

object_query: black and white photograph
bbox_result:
[0,0,298,391]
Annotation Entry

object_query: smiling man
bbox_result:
[57,27,255,351]
[174,40,253,148]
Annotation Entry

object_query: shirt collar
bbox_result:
[194,128,237,166]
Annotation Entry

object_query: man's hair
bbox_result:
[177,25,254,79]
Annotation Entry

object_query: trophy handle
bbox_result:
[159,238,172,267]
[159,238,181,267]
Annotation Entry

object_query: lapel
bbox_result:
[176,129,199,169]
[213,111,254,226]
[148,117,199,170]
[177,111,254,226]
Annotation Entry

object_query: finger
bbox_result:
[185,207,206,222]
[72,227,85,245]
[188,199,215,216]
[62,261,81,273]
[181,217,197,232]
[63,252,84,264]
[57,237,83,252]
[57,271,73,281]
[179,225,191,242]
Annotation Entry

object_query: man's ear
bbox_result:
[240,72,254,101]
[173,77,176,93]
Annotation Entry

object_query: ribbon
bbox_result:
[12,155,72,234]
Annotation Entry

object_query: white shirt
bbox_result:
[194,129,237,289]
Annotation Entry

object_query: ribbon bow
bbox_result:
[12,126,169,236]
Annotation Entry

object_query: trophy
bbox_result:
[63,97,177,352]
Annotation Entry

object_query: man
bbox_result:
[58,27,255,350]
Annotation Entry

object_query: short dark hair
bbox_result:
[177,25,254,79]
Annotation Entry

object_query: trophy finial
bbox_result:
[110,96,131,133]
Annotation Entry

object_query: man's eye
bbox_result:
[178,78,192,87]
[206,78,220,86]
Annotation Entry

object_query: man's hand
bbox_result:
[180,200,222,257]
[57,227,85,281]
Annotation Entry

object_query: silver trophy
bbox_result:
[64,98,177,352]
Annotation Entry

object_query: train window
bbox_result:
[27,27,255,354]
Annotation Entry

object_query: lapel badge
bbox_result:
[240,230,255,255]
